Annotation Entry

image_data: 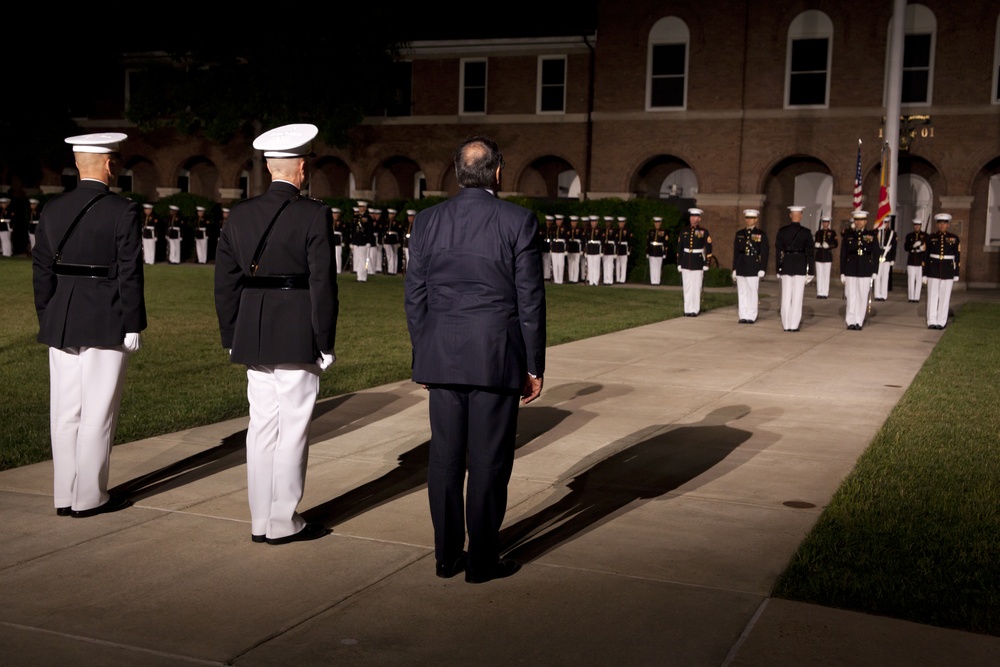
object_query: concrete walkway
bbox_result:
[2,283,1000,666]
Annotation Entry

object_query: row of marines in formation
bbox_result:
[726,206,961,331]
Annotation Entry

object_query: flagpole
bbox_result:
[885,0,907,220]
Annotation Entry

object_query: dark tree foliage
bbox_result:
[125,28,406,148]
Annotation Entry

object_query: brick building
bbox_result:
[7,1,1000,285]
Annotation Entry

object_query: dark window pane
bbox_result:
[651,77,684,107]
[652,44,685,76]
[541,58,565,85]
[901,70,929,103]
[541,86,564,111]
[464,88,485,113]
[789,72,827,105]
[791,38,828,72]
[903,34,931,68]
[464,61,486,87]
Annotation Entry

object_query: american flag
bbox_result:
[852,140,863,210]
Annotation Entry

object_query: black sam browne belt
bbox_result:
[244,274,309,289]
[53,262,111,278]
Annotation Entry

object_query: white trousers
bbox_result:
[648,257,663,285]
[195,238,208,263]
[615,255,628,283]
[0,230,11,256]
[926,278,953,327]
[736,275,760,321]
[369,244,382,273]
[29,233,36,250]
[352,244,368,281]
[384,244,400,274]
[334,245,343,274]
[844,277,871,327]
[874,261,891,299]
[167,238,181,264]
[567,253,581,283]
[907,265,923,301]
[542,253,552,280]
[246,364,320,539]
[815,262,831,297]
[680,268,703,314]
[602,256,615,284]
[49,346,128,511]
[586,255,601,285]
[780,275,806,330]
[142,238,156,265]
[551,252,566,284]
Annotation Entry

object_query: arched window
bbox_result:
[891,4,936,105]
[786,10,833,108]
[993,14,1000,103]
[647,17,689,110]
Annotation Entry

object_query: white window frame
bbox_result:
[460,58,487,115]
[537,55,567,114]
[784,10,833,109]
[986,174,1000,246]
[888,4,936,107]
[646,17,689,111]
[993,15,1000,104]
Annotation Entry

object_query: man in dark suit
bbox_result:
[32,132,146,517]
[404,136,546,584]
[215,123,338,546]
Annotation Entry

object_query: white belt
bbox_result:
[651,242,663,246]
[683,248,704,254]
[930,254,955,260]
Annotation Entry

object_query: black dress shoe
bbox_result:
[465,558,521,584]
[56,507,72,517]
[436,553,466,579]
[251,534,266,544]
[265,522,330,545]
[71,495,131,518]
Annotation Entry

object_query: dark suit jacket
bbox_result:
[32,179,146,348]
[214,181,338,366]
[404,187,545,390]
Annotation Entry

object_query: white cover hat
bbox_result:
[743,209,759,217]
[252,123,318,158]
[65,132,127,153]
[688,208,703,216]
[934,213,952,222]
[787,206,805,212]
[853,210,869,219]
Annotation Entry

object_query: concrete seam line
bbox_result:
[721,596,771,667]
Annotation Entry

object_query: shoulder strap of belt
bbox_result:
[250,195,301,276]
[54,192,113,262]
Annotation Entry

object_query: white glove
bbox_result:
[872,274,878,280]
[317,351,336,371]
[123,332,141,353]
[889,261,895,267]
[702,265,709,272]
[953,276,959,283]
[822,242,829,249]
[814,242,821,248]
[840,275,846,284]
[731,271,737,281]
[757,270,764,278]
[922,277,927,285]
[805,275,814,285]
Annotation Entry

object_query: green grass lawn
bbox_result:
[0,257,734,471]
[773,301,1000,636]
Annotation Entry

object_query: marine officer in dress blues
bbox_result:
[32,132,146,517]
[923,213,960,330]
[732,209,768,323]
[676,208,712,316]
[214,123,338,545]
[840,210,878,330]
[646,216,668,285]
[903,218,928,302]
[813,215,838,298]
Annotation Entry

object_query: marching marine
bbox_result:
[840,210,878,330]
[732,209,769,324]
[873,222,897,301]
[646,216,668,285]
[813,215,838,298]
[676,208,713,316]
[140,203,158,265]
[566,215,583,283]
[584,215,604,285]
[903,219,928,302]
[613,216,631,283]
[774,205,815,331]
[923,213,960,330]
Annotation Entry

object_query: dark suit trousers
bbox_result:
[427,385,520,570]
